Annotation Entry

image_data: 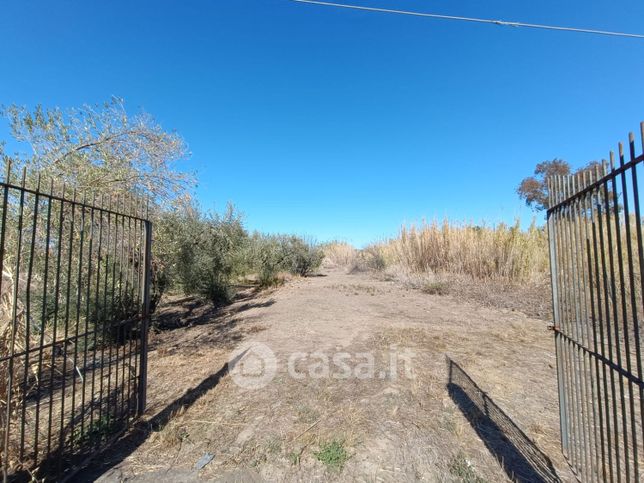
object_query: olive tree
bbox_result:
[1,97,192,201]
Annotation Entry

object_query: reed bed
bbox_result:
[383,219,549,285]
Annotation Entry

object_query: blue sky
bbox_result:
[1,0,644,246]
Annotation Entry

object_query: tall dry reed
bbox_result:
[383,219,549,284]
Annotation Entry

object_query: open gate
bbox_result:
[547,124,644,481]
[0,164,152,481]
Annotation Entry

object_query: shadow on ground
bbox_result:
[69,359,233,482]
[446,357,561,483]
[152,291,275,331]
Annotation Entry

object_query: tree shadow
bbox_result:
[152,294,274,331]
[446,357,561,483]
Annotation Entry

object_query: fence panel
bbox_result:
[0,165,151,481]
[547,124,644,481]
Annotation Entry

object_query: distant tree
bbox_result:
[517,159,571,211]
[517,159,604,211]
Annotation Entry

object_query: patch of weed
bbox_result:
[448,452,486,483]
[287,450,301,466]
[314,439,349,471]
[71,415,118,446]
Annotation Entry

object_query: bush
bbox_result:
[155,202,248,305]
[245,234,324,287]
[282,236,324,276]
[155,205,323,302]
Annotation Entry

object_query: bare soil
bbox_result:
[77,267,574,482]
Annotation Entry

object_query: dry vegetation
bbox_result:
[325,220,552,319]
[389,219,549,284]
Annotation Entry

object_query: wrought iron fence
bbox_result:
[547,124,644,481]
[0,164,151,481]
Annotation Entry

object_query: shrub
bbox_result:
[282,236,324,276]
[155,202,248,305]
[246,234,324,287]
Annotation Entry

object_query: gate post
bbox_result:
[138,219,152,415]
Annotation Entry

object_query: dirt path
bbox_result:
[85,267,573,482]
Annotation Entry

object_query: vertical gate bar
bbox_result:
[118,202,127,419]
[0,162,11,483]
[3,169,26,477]
[608,149,633,482]
[554,175,572,459]
[590,164,613,481]
[89,197,105,438]
[122,197,134,425]
[132,207,144,413]
[628,125,644,454]
[560,174,579,468]
[138,218,152,415]
[615,142,640,479]
[583,169,607,481]
[107,196,120,423]
[98,195,112,435]
[20,175,40,459]
[597,162,621,481]
[58,189,77,464]
[33,179,54,466]
[571,173,595,480]
[566,175,586,474]
[558,174,577,463]
[80,195,96,444]
[568,174,587,474]
[124,200,135,421]
[594,164,616,482]
[548,178,568,456]
[580,171,602,482]
[47,182,65,457]
[576,173,595,478]
[69,193,87,449]
[117,198,127,420]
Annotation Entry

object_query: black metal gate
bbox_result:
[547,124,644,481]
[0,164,151,481]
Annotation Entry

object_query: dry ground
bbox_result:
[77,266,574,482]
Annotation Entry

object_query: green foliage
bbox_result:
[155,201,248,305]
[2,98,191,201]
[245,234,324,287]
[71,415,118,446]
[155,202,323,303]
[284,236,324,276]
[314,439,349,471]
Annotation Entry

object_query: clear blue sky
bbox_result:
[1,0,644,246]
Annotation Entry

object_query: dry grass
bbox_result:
[383,219,549,285]
[322,242,357,269]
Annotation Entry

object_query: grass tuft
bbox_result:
[314,439,349,471]
[448,452,486,483]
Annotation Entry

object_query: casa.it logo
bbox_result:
[228,342,277,389]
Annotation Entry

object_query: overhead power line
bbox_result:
[290,0,644,40]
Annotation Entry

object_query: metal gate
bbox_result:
[547,124,644,481]
[0,164,151,481]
